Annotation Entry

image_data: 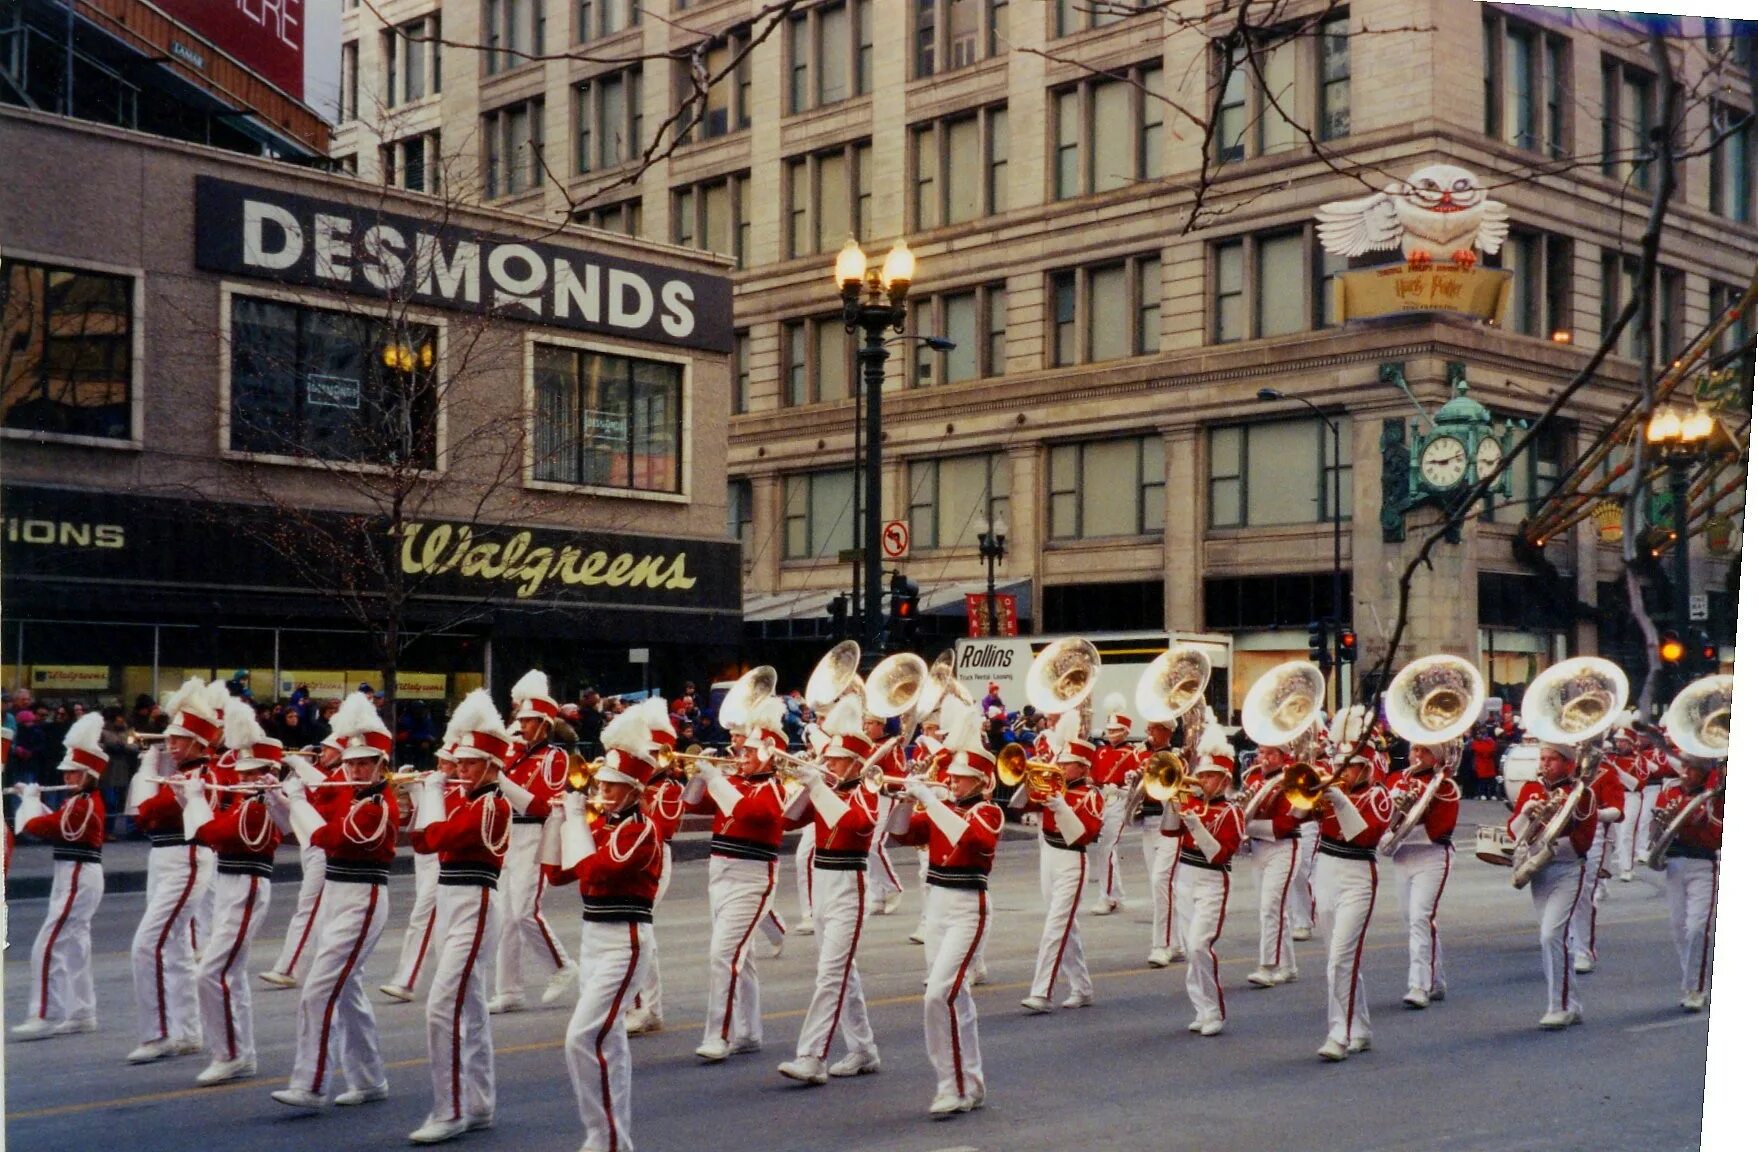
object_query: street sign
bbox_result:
[836,548,864,564]
[881,519,911,560]
[965,593,1017,637]
[629,647,650,664]
[1689,594,1709,622]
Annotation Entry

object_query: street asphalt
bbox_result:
[1,800,1714,1152]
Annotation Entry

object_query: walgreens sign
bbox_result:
[155,0,305,99]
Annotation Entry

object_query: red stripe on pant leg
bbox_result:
[38,863,82,1019]
[1343,861,1378,1044]
[719,863,775,1042]
[311,885,379,1096]
[532,871,566,969]
[1210,872,1230,1021]
[1586,861,1603,958]
[286,884,325,976]
[151,849,201,1040]
[1272,843,1296,968]
[594,924,641,1152]
[404,906,438,988]
[1428,847,1452,992]
[1626,791,1646,873]
[818,872,865,1062]
[449,888,490,1121]
[1697,862,1718,995]
[947,892,986,1099]
[805,848,814,910]
[1163,850,1181,950]
[217,877,261,1061]
[1045,853,1086,994]
[1560,860,1587,1010]
[876,844,900,892]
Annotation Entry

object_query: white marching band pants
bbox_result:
[1392,843,1452,996]
[1574,835,1608,965]
[865,796,904,912]
[1029,842,1090,1001]
[1313,853,1377,1046]
[424,884,500,1125]
[271,844,329,980]
[132,842,211,1045]
[793,826,816,923]
[1293,823,1318,932]
[197,872,270,1063]
[29,859,103,1025]
[1251,837,1300,976]
[795,867,877,1062]
[1175,864,1230,1026]
[389,850,440,991]
[1529,856,1590,1015]
[1616,785,1649,875]
[702,856,776,1047]
[567,920,654,1152]
[1632,783,1663,873]
[495,823,569,997]
[288,879,389,1098]
[922,885,987,1104]
[631,843,671,1021]
[1091,793,1129,905]
[1149,834,1183,956]
[1666,857,1718,998]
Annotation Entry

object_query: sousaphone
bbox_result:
[1380,654,1485,854]
[1645,674,1733,870]
[1510,657,1629,889]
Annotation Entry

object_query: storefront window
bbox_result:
[2,259,134,440]
[229,295,439,467]
[532,344,683,492]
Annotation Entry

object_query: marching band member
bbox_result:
[889,697,1000,1117]
[1242,743,1302,986]
[778,695,882,1085]
[491,670,577,1013]
[182,702,285,1084]
[1308,747,1391,1061]
[1019,712,1104,1014]
[551,709,665,1152]
[381,739,456,1004]
[1170,729,1244,1036]
[684,695,788,1061]
[1654,754,1721,1011]
[1631,728,1674,879]
[905,720,944,946]
[1508,742,1608,1030]
[125,677,223,1063]
[1607,726,1650,882]
[861,709,905,916]
[1141,713,1186,967]
[272,692,399,1110]
[262,730,347,989]
[1088,695,1138,916]
[627,695,684,1036]
[1572,738,1627,975]
[405,690,513,1145]
[792,792,817,935]
[11,712,108,1040]
[1380,743,1460,1009]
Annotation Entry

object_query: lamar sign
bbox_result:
[194,177,735,352]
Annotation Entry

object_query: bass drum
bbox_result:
[1474,824,1516,868]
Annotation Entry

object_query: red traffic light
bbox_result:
[1658,632,1685,664]
[1336,628,1358,663]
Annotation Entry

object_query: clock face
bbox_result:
[1419,436,1468,489]
[1475,437,1503,478]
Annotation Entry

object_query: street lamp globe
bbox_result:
[1680,408,1716,446]
[834,236,867,293]
[1646,408,1683,445]
[881,241,916,297]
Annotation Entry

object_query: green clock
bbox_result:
[1380,362,1521,543]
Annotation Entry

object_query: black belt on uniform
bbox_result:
[217,857,273,877]
[1666,844,1719,862]
[1177,849,1230,872]
[926,865,989,891]
[811,848,868,871]
[710,834,780,862]
[511,815,545,826]
[1042,832,1085,852]
[325,862,391,885]
[439,862,502,887]
[52,845,102,864]
[1317,837,1377,862]
[147,832,193,848]
[582,896,654,923]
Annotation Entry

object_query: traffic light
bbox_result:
[1336,628,1358,664]
[1308,620,1332,670]
[887,572,920,647]
[1658,630,1686,666]
[826,593,849,638]
[1692,628,1718,673]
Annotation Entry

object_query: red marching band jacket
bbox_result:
[22,787,106,863]
[1088,743,1140,789]
[1606,749,1649,792]
[1385,773,1462,845]
[892,795,1004,890]
[410,781,511,887]
[1167,794,1245,870]
[785,779,878,868]
[311,783,400,884]
[1507,779,1599,860]
[641,774,687,844]
[1588,763,1628,824]
[502,741,569,822]
[1021,781,1105,851]
[1316,783,1393,861]
[686,771,787,862]
[135,754,219,847]
[1240,766,1302,841]
[1655,774,1723,859]
[545,807,665,922]
[193,792,283,877]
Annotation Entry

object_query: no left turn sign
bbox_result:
[881,519,911,560]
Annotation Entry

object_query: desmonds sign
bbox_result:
[193,177,734,352]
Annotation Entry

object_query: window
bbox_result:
[786,140,872,257]
[674,173,751,266]
[1704,19,1756,70]
[1216,14,1350,163]
[1709,101,1753,223]
[1207,417,1352,529]
[1601,57,1655,190]
[676,27,752,142]
[1211,230,1331,343]
[1049,437,1164,539]
[334,153,359,176]
[1710,282,1755,365]
[486,0,543,74]
[910,284,1006,386]
[1048,254,1162,365]
[575,68,643,173]
[1483,12,1567,156]
[532,344,682,492]
[1599,254,1676,362]
[781,317,856,405]
[727,479,753,557]
[1658,268,1685,364]
[783,469,857,559]
[908,454,1010,549]
[787,0,872,114]
[384,14,441,106]
[1487,230,1572,338]
[1,259,133,440]
[913,0,1008,78]
[732,330,750,414]
[577,198,643,235]
[1055,0,1147,36]
[577,0,639,42]
[382,132,441,192]
[1052,63,1163,199]
[228,296,437,467]
[484,99,544,197]
[341,41,359,120]
[1487,418,1563,523]
[911,105,1007,228]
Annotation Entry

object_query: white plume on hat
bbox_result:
[601,708,654,760]
[939,695,983,756]
[1052,710,1083,754]
[1611,708,1638,732]
[749,695,785,738]
[161,676,211,721]
[1102,693,1128,724]
[203,679,234,716]
[448,688,509,757]
[1195,724,1235,771]
[224,697,265,751]
[1328,704,1371,747]
[821,695,864,739]
[331,690,389,744]
[510,669,550,705]
[59,712,107,777]
[639,694,674,735]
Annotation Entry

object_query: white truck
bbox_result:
[951,631,1235,736]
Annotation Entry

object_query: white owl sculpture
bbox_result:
[1315,164,1510,267]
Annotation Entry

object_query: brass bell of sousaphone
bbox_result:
[718,666,777,730]
[805,641,864,710]
[1380,654,1485,854]
[1242,660,1326,749]
[1025,637,1102,716]
[1510,656,1630,889]
[865,652,931,720]
[1645,674,1734,870]
[1134,646,1211,727]
[917,648,972,724]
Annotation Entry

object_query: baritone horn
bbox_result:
[995,743,1065,801]
[1510,657,1630,889]
[1380,654,1484,854]
[1140,750,1198,804]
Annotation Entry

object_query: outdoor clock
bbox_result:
[1418,435,1469,489]
[1379,362,1523,543]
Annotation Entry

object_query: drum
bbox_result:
[1474,824,1516,867]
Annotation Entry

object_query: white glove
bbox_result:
[563,790,588,822]
[1050,795,1087,845]
[902,777,933,803]
[176,773,204,807]
[538,807,564,866]
[12,783,48,834]
[807,777,850,827]
[287,793,326,847]
[499,774,536,816]
[1184,811,1223,862]
[561,805,596,872]
[704,772,742,818]
[696,758,724,782]
[919,786,968,846]
[181,788,216,842]
[281,775,308,803]
[413,773,446,831]
[1327,789,1368,840]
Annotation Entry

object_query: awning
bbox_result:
[741,580,1032,622]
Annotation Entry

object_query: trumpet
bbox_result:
[996,744,1065,802]
[768,747,839,788]
[859,762,948,800]
[658,744,740,775]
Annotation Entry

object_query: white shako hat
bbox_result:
[939,696,993,780]
[510,669,559,724]
[57,712,109,779]
[599,708,657,787]
[162,676,222,745]
[820,695,872,761]
[224,698,283,772]
[449,689,513,762]
[331,691,393,762]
